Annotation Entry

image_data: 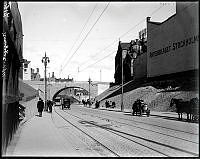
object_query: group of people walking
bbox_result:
[37,98,53,117]
[105,100,116,108]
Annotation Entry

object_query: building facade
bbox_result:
[23,59,31,80]
[114,2,198,88]
[147,2,198,78]
[2,1,23,154]
[31,68,40,81]
[114,34,147,85]
[114,42,131,85]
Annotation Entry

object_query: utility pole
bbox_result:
[48,73,50,100]
[88,77,91,102]
[42,52,50,111]
[121,50,126,112]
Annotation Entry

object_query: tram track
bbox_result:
[57,107,198,157]
[83,107,198,136]
[71,108,198,144]
[52,106,198,157]
[53,107,120,157]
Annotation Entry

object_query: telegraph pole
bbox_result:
[42,52,50,111]
[48,73,50,100]
[121,52,124,112]
[88,77,91,102]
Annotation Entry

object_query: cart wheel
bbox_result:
[147,110,150,117]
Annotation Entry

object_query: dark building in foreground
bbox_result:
[146,2,198,89]
[114,42,130,85]
[114,36,147,85]
[2,1,23,155]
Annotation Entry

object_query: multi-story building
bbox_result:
[114,34,147,85]
[115,2,198,88]
[2,1,23,154]
[146,2,198,82]
[23,59,31,80]
[31,68,40,81]
[132,28,148,81]
[114,42,131,85]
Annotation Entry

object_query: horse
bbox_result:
[190,97,199,121]
[170,98,192,121]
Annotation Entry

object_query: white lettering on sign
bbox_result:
[3,2,10,18]
[150,35,199,58]
[2,32,8,77]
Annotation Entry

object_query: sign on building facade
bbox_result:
[147,2,198,78]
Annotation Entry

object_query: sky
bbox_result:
[18,1,176,82]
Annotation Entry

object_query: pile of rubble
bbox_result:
[99,86,198,112]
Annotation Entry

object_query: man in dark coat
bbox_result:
[49,100,53,113]
[37,98,44,117]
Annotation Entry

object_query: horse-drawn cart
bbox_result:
[132,99,150,117]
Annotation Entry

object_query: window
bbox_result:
[24,63,28,68]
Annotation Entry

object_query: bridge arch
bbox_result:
[52,86,89,101]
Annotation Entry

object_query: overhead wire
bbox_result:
[79,50,116,72]
[61,2,110,73]
[81,2,192,73]
[78,4,165,72]
[60,3,98,68]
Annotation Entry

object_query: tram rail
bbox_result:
[53,106,198,157]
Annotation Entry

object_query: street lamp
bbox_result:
[129,40,139,79]
[42,52,50,111]
[121,49,127,112]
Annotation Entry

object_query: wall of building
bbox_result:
[23,62,31,80]
[2,2,23,155]
[10,2,23,79]
[134,53,147,80]
[147,2,198,78]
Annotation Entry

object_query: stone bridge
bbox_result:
[23,80,110,101]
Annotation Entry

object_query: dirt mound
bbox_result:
[99,85,198,112]
[99,86,159,110]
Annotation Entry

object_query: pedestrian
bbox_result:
[95,100,99,108]
[105,100,109,108]
[37,98,44,117]
[47,100,50,112]
[112,101,115,108]
[47,100,52,112]
[61,98,64,109]
[49,100,52,113]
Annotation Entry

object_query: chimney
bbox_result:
[147,17,151,22]
[36,68,39,73]
[136,39,139,45]
[31,68,34,73]
[130,40,135,45]
[52,72,54,78]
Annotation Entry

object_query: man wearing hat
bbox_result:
[37,97,44,117]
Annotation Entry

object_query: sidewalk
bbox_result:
[6,112,71,156]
